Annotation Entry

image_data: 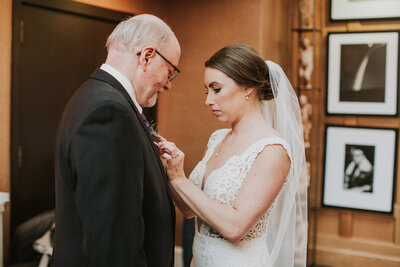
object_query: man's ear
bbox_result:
[138,46,156,71]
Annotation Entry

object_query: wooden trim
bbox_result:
[339,211,353,237]
[395,204,400,244]
[315,246,400,267]
[312,234,400,261]
[16,0,131,23]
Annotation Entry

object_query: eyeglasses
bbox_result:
[136,49,180,82]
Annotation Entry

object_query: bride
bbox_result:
[160,44,307,267]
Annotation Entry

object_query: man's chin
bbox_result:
[145,94,158,108]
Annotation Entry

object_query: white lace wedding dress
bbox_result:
[189,129,292,267]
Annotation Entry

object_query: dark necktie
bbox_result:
[140,112,151,133]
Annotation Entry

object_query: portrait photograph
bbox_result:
[323,125,397,213]
[330,0,400,21]
[326,31,399,116]
[343,144,374,193]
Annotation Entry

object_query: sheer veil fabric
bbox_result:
[263,61,308,267]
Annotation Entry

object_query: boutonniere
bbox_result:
[149,120,162,142]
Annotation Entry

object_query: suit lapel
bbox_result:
[90,69,175,218]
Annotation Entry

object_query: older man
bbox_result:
[53,14,180,266]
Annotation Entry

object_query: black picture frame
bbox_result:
[322,125,397,214]
[326,31,400,116]
[330,0,400,21]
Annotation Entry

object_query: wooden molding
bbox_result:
[394,203,400,219]
[395,204,400,244]
[312,234,400,266]
[339,211,353,237]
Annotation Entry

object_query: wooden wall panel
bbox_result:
[353,213,394,242]
[317,209,339,235]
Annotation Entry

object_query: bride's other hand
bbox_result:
[158,140,176,159]
[158,141,185,180]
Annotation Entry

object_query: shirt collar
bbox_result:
[100,63,142,113]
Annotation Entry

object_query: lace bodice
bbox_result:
[189,129,292,242]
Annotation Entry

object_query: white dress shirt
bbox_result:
[100,64,142,113]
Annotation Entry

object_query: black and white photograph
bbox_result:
[343,144,374,193]
[330,0,400,21]
[339,43,386,103]
[323,125,397,213]
[326,31,399,115]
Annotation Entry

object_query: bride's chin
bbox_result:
[215,116,229,123]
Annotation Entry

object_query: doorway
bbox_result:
[11,0,133,233]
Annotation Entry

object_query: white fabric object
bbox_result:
[33,223,55,267]
[100,64,142,113]
[189,129,292,267]
[264,61,308,267]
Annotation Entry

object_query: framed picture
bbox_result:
[326,31,399,116]
[330,0,400,21]
[323,125,397,213]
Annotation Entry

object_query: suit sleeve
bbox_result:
[70,101,147,266]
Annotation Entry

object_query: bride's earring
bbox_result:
[244,88,252,100]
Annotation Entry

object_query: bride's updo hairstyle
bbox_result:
[205,44,274,101]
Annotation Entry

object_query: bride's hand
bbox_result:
[158,141,185,180]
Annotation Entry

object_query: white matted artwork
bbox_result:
[326,31,399,116]
[330,0,400,21]
[323,125,397,213]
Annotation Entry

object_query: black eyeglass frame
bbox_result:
[136,49,180,82]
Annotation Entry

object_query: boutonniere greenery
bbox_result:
[149,120,162,142]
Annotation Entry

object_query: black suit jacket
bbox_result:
[52,69,175,266]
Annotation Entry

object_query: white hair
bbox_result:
[106,14,175,52]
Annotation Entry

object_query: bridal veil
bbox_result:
[263,61,308,267]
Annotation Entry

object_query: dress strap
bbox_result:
[240,136,293,177]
